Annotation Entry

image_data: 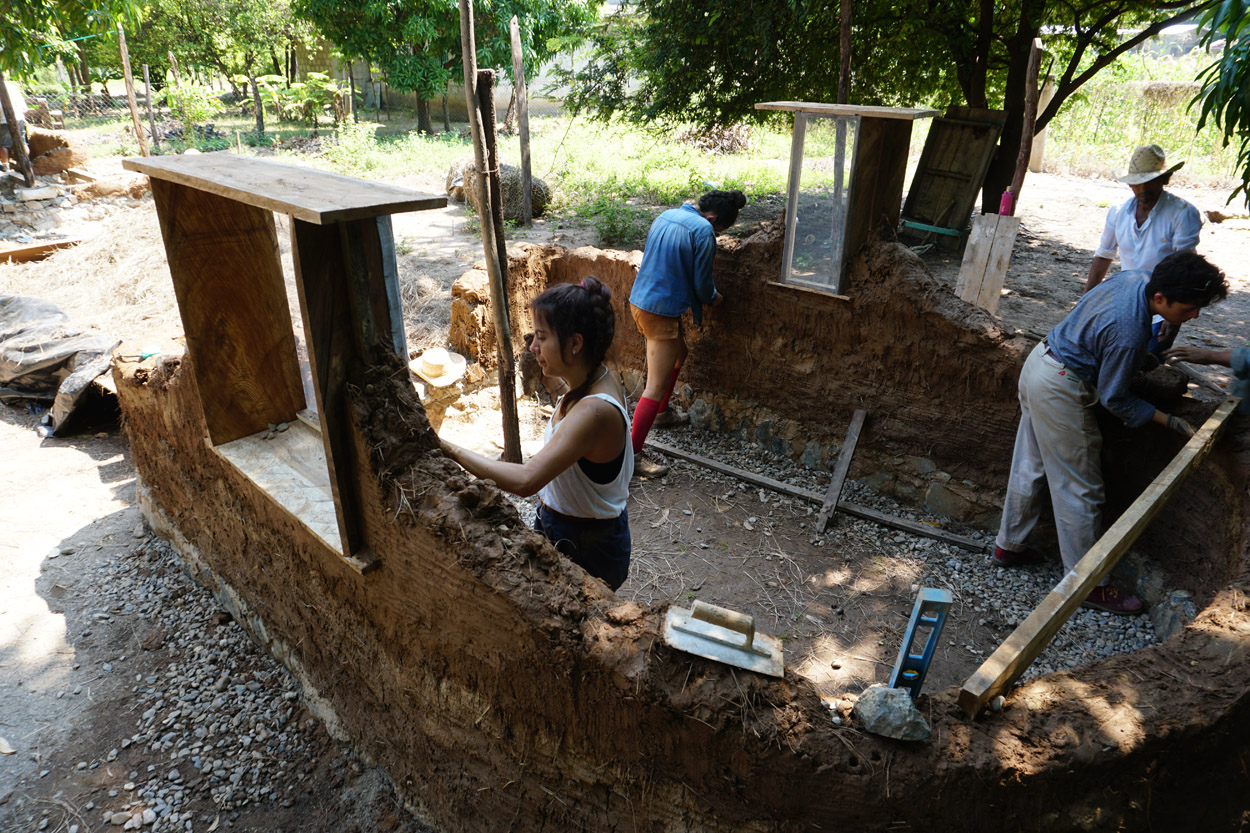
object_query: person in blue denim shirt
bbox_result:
[629,189,746,477]
[992,251,1228,615]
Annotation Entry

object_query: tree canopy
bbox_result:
[1,0,139,77]
[293,0,601,132]
[566,0,1212,208]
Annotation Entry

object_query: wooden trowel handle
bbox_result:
[691,601,755,647]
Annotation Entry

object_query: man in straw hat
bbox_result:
[1085,145,1201,297]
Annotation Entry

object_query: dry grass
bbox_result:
[1,202,181,340]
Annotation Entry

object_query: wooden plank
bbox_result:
[756,102,937,120]
[0,238,80,263]
[150,178,305,445]
[976,215,1021,313]
[956,213,999,305]
[124,155,446,225]
[958,397,1241,717]
[817,409,868,532]
[780,113,808,286]
[647,439,988,552]
[291,217,371,566]
[846,117,913,261]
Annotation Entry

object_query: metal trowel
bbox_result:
[663,600,784,677]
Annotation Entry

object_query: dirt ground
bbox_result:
[5,145,1250,831]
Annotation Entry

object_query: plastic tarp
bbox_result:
[0,295,119,433]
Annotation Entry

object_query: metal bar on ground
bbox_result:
[646,439,987,552]
[817,409,868,532]
[958,397,1241,717]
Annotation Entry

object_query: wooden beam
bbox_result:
[291,217,373,569]
[123,155,445,225]
[958,397,1241,717]
[0,238,79,263]
[647,439,987,552]
[817,409,867,532]
[755,102,937,120]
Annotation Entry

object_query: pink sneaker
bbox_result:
[1082,586,1144,615]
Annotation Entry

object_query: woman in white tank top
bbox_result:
[440,277,634,589]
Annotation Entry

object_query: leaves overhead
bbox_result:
[1195,0,1250,204]
[1,0,141,76]
[292,0,601,99]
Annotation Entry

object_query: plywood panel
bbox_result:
[901,108,1005,246]
[125,155,446,225]
[846,117,913,258]
[150,178,304,445]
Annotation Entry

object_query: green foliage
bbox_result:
[1195,0,1250,204]
[584,198,654,248]
[292,0,601,104]
[164,83,222,131]
[90,0,316,91]
[1,0,140,77]
[1046,51,1238,182]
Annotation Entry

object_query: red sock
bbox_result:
[632,396,661,454]
[656,365,682,414]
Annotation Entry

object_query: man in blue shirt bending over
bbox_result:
[992,251,1228,614]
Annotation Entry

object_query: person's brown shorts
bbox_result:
[630,304,682,341]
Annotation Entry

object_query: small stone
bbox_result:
[142,809,156,825]
[989,695,1006,713]
[133,525,147,539]
[110,812,130,825]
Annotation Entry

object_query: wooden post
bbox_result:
[0,72,35,186]
[958,397,1241,717]
[143,64,160,151]
[348,65,358,123]
[509,16,533,226]
[460,0,522,463]
[1006,38,1042,215]
[118,24,149,156]
[816,409,867,532]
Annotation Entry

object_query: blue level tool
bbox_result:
[888,587,954,699]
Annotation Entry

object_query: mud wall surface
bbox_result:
[452,226,1030,516]
[116,356,1250,833]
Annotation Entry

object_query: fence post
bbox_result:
[143,64,160,151]
[117,24,149,156]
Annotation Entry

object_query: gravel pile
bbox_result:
[48,535,344,833]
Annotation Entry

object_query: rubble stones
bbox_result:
[853,685,931,741]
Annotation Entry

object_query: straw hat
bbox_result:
[1117,144,1184,185]
[409,347,467,387]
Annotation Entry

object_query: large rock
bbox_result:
[445,156,550,221]
[853,684,931,741]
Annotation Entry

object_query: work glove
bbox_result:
[1164,413,1195,438]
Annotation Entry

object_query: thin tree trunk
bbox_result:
[248,71,264,134]
[459,0,522,464]
[442,84,451,132]
[838,0,852,104]
[0,72,35,186]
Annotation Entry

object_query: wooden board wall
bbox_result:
[150,178,305,445]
